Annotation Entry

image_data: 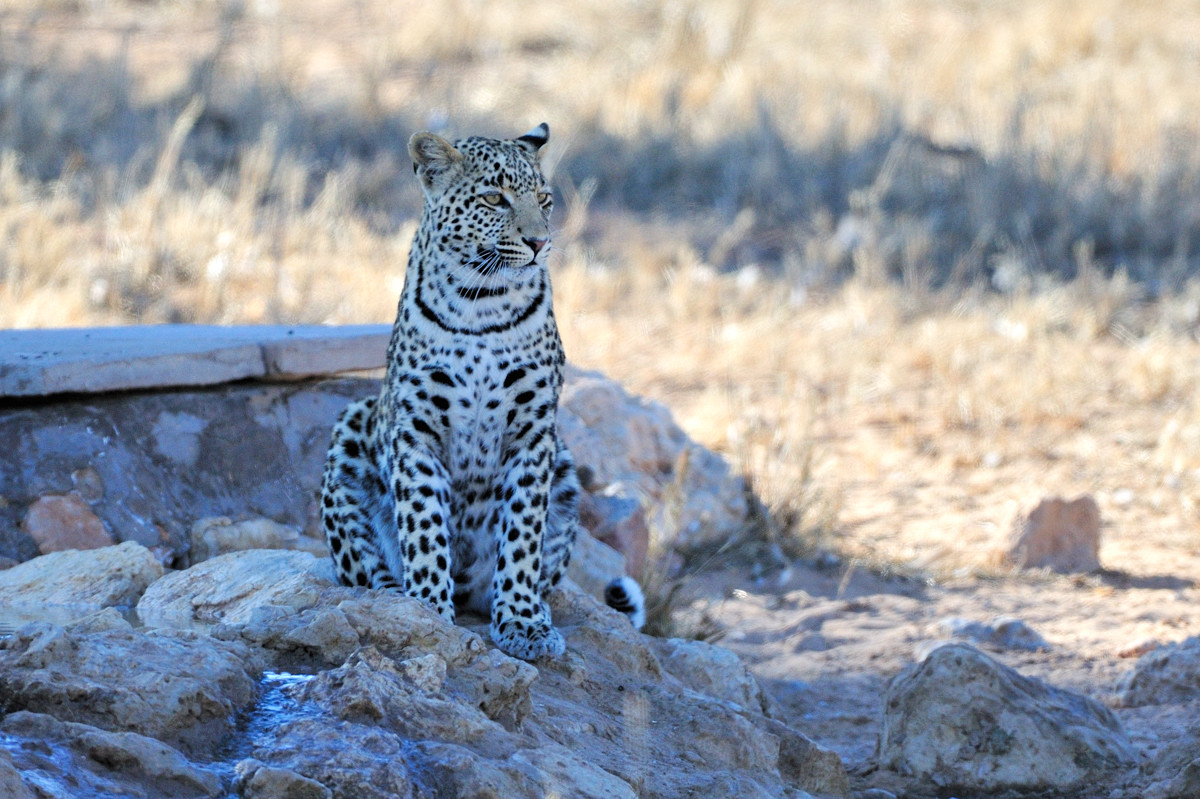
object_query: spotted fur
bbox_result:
[320,123,640,660]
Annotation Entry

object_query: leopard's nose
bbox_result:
[523,237,548,255]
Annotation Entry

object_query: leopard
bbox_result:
[319,123,644,661]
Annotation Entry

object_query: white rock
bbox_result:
[0,541,162,617]
[188,516,325,565]
[7,532,849,799]
[137,549,336,628]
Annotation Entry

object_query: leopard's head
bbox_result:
[409,124,554,275]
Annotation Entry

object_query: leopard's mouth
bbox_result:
[464,245,545,278]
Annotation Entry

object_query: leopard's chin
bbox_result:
[497,258,543,276]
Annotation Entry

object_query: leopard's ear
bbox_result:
[515,123,549,154]
[409,132,463,192]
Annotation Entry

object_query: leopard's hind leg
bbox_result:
[542,440,646,631]
[538,439,580,596]
[320,397,401,590]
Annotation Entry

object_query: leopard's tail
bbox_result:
[603,576,646,631]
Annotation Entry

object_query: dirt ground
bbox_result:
[635,312,1200,797]
[561,273,1200,796]
[670,476,1200,798]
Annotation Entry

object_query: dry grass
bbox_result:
[4,0,1200,580]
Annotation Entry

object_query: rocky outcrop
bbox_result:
[878,642,1136,793]
[0,711,223,798]
[0,547,846,798]
[0,618,259,756]
[0,362,809,796]
[0,542,846,797]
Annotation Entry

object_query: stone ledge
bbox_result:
[0,324,391,398]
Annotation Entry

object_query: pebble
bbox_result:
[1117,637,1161,659]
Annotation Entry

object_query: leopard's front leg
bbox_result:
[387,434,456,622]
[490,427,563,659]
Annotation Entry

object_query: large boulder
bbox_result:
[559,366,748,552]
[137,549,338,629]
[140,537,632,663]
[878,643,1136,793]
[137,549,487,672]
[1117,636,1200,707]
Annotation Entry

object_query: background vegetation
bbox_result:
[3,0,1200,575]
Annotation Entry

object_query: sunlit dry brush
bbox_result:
[3,0,1200,575]
[4,0,1200,311]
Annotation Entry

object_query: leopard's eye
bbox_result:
[537,191,553,207]
[480,191,507,207]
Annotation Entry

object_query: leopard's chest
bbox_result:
[383,294,562,491]
[415,337,547,484]
[445,356,507,484]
